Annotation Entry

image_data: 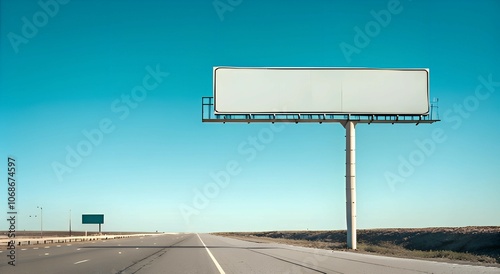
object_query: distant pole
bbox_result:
[69,209,72,237]
[344,121,357,249]
[37,206,43,238]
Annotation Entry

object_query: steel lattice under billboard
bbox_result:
[214,67,429,115]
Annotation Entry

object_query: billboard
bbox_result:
[82,214,104,224]
[214,67,429,115]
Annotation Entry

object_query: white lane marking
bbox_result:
[74,259,89,265]
[57,245,61,247]
[21,248,27,250]
[118,251,122,254]
[44,253,50,256]
[77,248,81,251]
[0,251,3,253]
[197,234,226,274]
[44,246,50,249]
[67,244,72,246]
[33,248,39,250]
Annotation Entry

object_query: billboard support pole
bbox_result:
[344,121,357,249]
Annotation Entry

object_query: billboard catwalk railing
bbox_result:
[202,97,440,124]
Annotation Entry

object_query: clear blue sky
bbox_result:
[1,0,499,233]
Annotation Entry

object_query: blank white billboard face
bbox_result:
[214,67,429,115]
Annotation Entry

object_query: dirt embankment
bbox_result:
[218,226,500,264]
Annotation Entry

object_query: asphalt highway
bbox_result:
[0,233,498,273]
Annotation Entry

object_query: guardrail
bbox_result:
[0,233,161,247]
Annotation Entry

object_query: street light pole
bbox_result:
[37,206,43,238]
[69,209,72,237]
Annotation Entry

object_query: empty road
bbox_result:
[0,233,498,273]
